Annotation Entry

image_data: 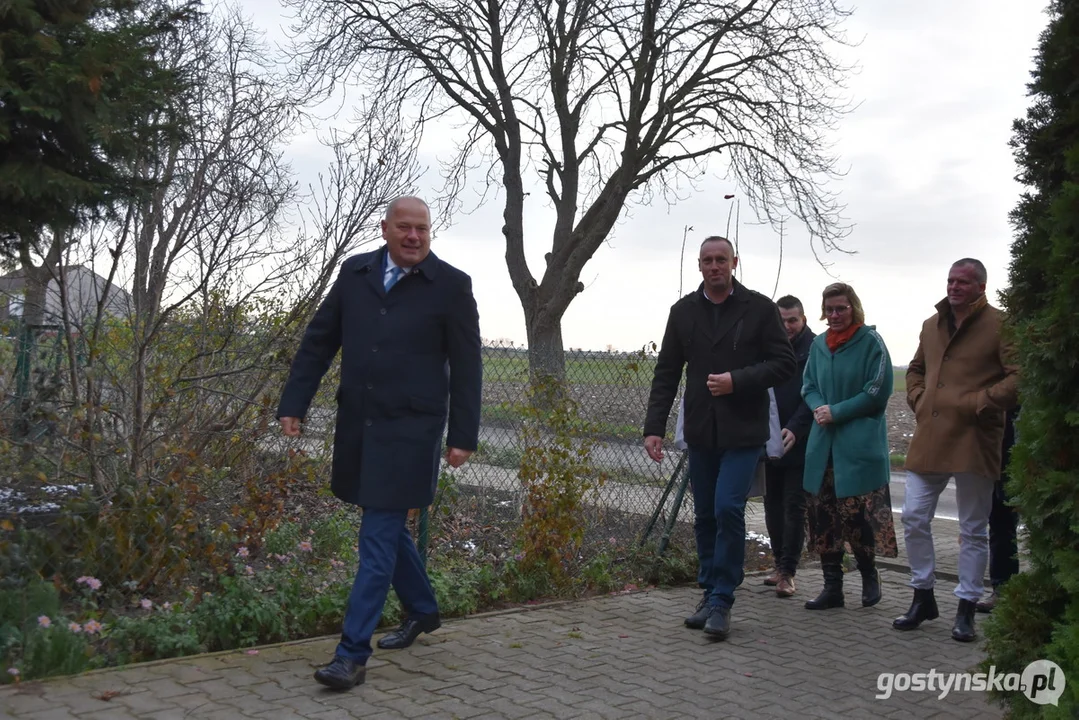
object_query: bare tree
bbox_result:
[288,0,853,378]
[53,6,420,491]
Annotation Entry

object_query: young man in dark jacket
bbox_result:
[762,295,815,597]
[644,236,795,640]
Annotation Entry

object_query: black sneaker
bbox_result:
[684,591,711,629]
[703,606,731,639]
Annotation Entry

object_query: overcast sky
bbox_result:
[243,0,1049,364]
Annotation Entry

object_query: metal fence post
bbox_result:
[638,452,691,556]
[638,452,686,545]
[14,320,32,402]
[658,463,692,556]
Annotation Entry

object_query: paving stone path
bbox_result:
[1,565,1005,720]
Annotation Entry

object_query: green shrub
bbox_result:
[514,375,607,591]
[18,624,94,680]
[984,3,1079,717]
[107,607,203,664]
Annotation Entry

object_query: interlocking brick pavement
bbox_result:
[1,566,1006,720]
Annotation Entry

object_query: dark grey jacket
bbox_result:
[644,280,796,450]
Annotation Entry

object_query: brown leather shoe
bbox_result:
[776,575,796,597]
[763,569,782,586]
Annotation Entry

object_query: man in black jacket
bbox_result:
[644,236,795,639]
[762,295,815,598]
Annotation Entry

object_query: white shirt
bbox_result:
[384,254,412,286]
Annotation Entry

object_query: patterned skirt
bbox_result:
[806,468,898,558]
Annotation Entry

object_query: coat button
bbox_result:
[937,382,944,388]
[932,411,939,417]
[365,419,372,427]
[366,382,373,390]
[372,346,378,353]
[943,354,950,361]
[380,308,387,315]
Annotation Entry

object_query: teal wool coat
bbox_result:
[801,325,894,499]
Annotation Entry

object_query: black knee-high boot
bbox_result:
[804,552,844,610]
[855,550,881,607]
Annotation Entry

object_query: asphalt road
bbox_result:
[476,425,962,521]
[275,423,962,522]
[889,471,959,521]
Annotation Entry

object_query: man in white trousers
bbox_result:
[893,258,1019,642]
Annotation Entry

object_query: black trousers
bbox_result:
[988,473,1019,587]
[763,462,807,576]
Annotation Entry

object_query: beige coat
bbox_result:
[905,296,1019,478]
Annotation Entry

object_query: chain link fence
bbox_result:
[443,342,693,556]
[262,340,699,575]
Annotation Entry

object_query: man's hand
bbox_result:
[706,373,734,396]
[814,405,833,425]
[644,435,664,462]
[445,447,473,468]
[781,428,796,455]
[279,417,301,437]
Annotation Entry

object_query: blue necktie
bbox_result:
[385,266,405,291]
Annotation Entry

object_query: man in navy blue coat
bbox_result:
[277,196,482,690]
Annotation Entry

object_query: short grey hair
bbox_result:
[951,258,987,284]
[699,236,735,256]
[384,196,431,221]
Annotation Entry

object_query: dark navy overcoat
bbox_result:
[276,246,482,509]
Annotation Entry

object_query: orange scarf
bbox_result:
[826,323,863,353]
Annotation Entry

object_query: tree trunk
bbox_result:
[525,312,567,383]
[14,252,58,453]
[19,266,50,328]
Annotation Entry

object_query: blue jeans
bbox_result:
[688,446,763,609]
[336,508,439,663]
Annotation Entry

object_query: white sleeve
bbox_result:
[766,387,783,459]
[674,394,687,450]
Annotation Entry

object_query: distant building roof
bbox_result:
[0,265,132,324]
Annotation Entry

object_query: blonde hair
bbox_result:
[820,283,865,325]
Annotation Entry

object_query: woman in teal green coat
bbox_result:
[801,282,898,611]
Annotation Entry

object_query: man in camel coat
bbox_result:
[892,258,1019,643]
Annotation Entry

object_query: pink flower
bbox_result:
[76,576,102,591]
[244,565,255,576]
[161,602,172,611]
[139,598,152,610]
[82,619,103,634]
[236,546,250,558]
[298,541,313,553]
[6,668,19,677]
[37,616,51,628]
[68,622,82,633]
